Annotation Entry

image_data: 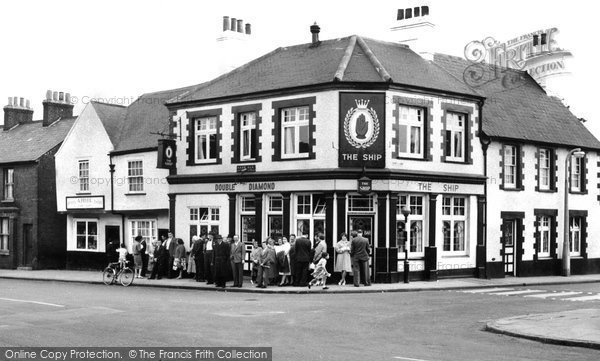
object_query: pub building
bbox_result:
[164,24,487,282]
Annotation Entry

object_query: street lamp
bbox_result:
[562,148,586,277]
[401,205,412,283]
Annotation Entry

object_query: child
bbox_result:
[308,252,331,290]
[117,243,128,269]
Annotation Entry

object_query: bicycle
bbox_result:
[102,261,134,286]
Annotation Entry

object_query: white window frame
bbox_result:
[538,216,551,258]
[295,194,326,243]
[441,196,467,255]
[267,194,284,240]
[397,194,426,258]
[347,194,375,213]
[240,112,257,161]
[281,106,309,159]
[569,217,581,256]
[397,106,424,158]
[3,168,14,201]
[445,112,465,162]
[503,145,517,188]
[0,217,9,253]
[130,219,157,246]
[78,160,89,192]
[195,116,218,163]
[189,206,221,237]
[74,219,98,251]
[570,156,582,192]
[539,149,551,190]
[127,160,144,193]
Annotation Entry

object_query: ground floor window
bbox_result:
[295,193,326,243]
[441,196,467,254]
[75,220,98,250]
[189,207,220,238]
[396,194,425,257]
[268,195,283,240]
[130,220,157,245]
[0,217,9,252]
[569,217,582,256]
[537,216,551,258]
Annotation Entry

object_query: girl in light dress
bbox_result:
[308,252,330,290]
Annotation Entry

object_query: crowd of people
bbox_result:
[109,230,373,289]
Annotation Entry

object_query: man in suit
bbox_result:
[256,238,276,288]
[230,234,244,287]
[293,234,312,286]
[350,230,371,287]
[212,235,230,288]
[204,234,214,284]
[164,232,177,278]
[148,239,167,280]
[190,235,205,282]
[140,237,148,277]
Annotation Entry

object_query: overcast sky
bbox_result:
[1,0,598,137]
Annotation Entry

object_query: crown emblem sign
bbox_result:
[355,99,370,108]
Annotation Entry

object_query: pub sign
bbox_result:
[157,139,176,169]
[339,92,386,168]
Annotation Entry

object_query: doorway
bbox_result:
[105,225,121,263]
[348,215,374,281]
[502,219,516,276]
[20,224,33,268]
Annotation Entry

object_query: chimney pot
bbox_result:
[237,19,243,33]
[245,23,251,35]
[7,97,12,107]
[223,16,230,32]
[231,18,237,32]
[53,91,59,102]
[19,97,25,107]
[46,89,52,101]
[310,22,321,45]
[59,92,65,102]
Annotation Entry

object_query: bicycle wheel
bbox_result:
[119,268,134,287]
[102,267,116,285]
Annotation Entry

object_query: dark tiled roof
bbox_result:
[434,54,600,150]
[90,102,127,146]
[169,35,480,104]
[0,117,76,163]
[112,85,197,152]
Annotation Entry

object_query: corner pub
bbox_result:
[163,25,487,282]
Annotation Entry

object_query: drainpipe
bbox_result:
[109,153,126,245]
[478,100,490,279]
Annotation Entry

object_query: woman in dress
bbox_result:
[174,238,187,279]
[133,235,143,278]
[334,233,352,285]
[278,237,291,286]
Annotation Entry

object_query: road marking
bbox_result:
[0,297,64,308]
[563,294,600,302]
[487,289,544,296]
[393,357,432,361]
[524,291,582,299]
[461,287,514,293]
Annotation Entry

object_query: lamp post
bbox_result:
[562,148,586,277]
[401,205,412,283]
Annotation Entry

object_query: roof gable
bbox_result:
[90,102,127,146]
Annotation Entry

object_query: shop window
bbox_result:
[78,160,89,192]
[75,220,97,250]
[240,112,258,161]
[444,112,465,162]
[130,220,156,245]
[195,116,218,163]
[0,217,9,253]
[297,194,311,215]
[397,106,425,159]
[296,194,326,243]
[190,208,199,221]
[189,207,221,237]
[127,160,144,193]
[537,216,551,258]
[441,196,467,254]
[348,195,374,213]
[2,168,14,200]
[397,194,425,257]
[269,195,283,212]
[569,217,582,256]
[241,196,256,212]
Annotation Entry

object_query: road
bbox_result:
[1,279,600,360]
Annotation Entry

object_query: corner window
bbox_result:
[503,145,518,189]
[538,148,551,190]
[78,161,89,192]
[127,160,144,193]
[441,196,467,254]
[76,220,97,250]
[445,112,465,162]
[537,216,551,257]
[397,106,424,158]
[240,112,257,161]
[0,217,9,252]
[396,194,425,257]
[281,106,310,159]
[195,117,218,163]
[569,217,582,256]
[3,169,14,200]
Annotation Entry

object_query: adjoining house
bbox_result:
[0,91,76,269]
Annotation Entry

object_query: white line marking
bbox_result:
[524,291,582,299]
[461,287,514,294]
[564,294,600,302]
[393,357,432,361]
[0,297,65,308]
[487,289,544,296]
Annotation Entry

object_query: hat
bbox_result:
[135,235,143,241]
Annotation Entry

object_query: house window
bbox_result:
[75,220,97,250]
[130,220,156,245]
[240,112,257,161]
[442,196,467,254]
[397,106,424,158]
[570,156,584,192]
[190,207,220,237]
[538,216,551,257]
[127,160,144,193]
[569,217,582,256]
[445,112,465,161]
[3,169,14,200]
[538,149,551,190]
[78,161,89,192]
[503,145,517,188]
[281,106,309,159]
[396,194,425,257]
[0,217,9,252]
[195,116,218,163]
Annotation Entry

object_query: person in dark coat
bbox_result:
[256,238,276,288]
[148,239,167,280]
[350,230,371,287]
[293,235,312,286]
[212,235,230,288]
[288,234,297,285]
[190,235,205,282]
[203,235,214,284]
[140,237,148,277]
[164,232,177,278]
[230,235,244,287]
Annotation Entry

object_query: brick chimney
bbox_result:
[3,96,33,131]
[43,90,73,126]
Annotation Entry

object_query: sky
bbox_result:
[1,0,598,137]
